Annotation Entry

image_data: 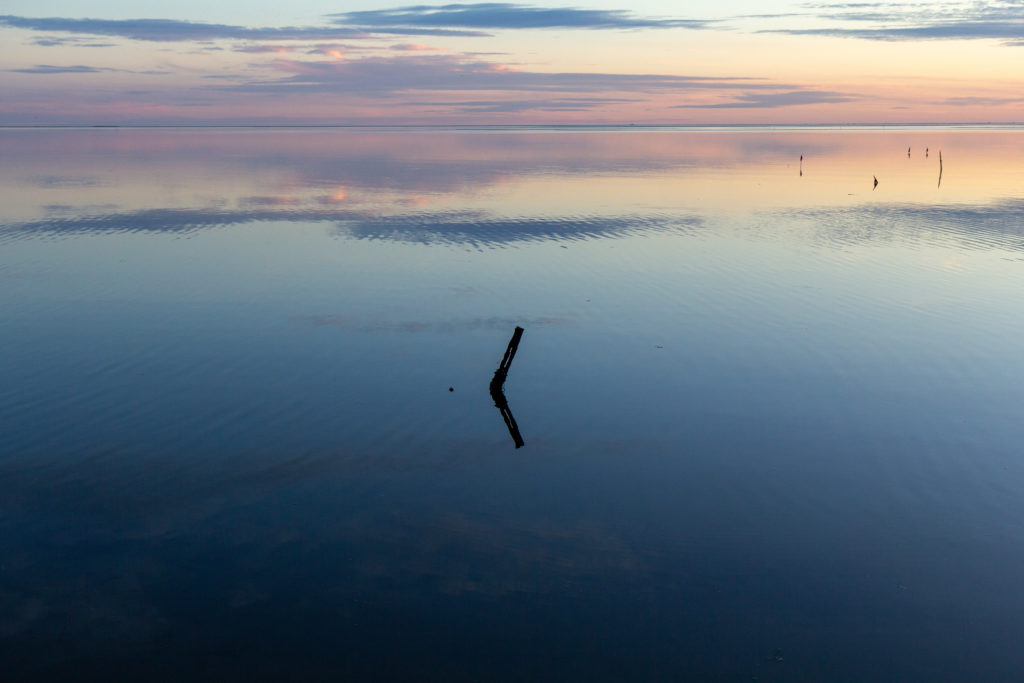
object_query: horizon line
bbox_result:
[3,122,1023,129]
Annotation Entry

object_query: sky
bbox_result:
[1,0,1023,124]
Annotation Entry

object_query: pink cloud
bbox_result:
[234,45,298,54]
[389,43,441,52]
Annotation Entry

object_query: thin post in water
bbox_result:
[490,326,525,449]
[490,326,524,392]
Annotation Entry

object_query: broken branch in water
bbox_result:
[490,326,524,393]
[490,326,525,449]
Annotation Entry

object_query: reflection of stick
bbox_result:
[494,392,525,449]
[938,151,943,188]
[490,327,526,449]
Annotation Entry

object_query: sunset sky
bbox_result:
[2,1,1023,125]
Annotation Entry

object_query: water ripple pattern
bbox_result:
[1,207,702,247]
[775,198,1024,252]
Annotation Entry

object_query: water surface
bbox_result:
[2,127,1024,681]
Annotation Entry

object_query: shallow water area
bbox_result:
[2,126,1024,681]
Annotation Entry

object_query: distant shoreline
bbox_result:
[2,122,1023,132]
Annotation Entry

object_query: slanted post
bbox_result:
[489,326,525,449]
[490,326,524,394]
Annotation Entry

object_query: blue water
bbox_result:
[2,128,1024,680]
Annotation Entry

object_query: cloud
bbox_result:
[389,42,441,51]
[233,44,299,54]
[29,175,102,188]
[766,23,1024,42]
[943,96,1024,106]
[407,96,637,113]
[678,90,857,109]
[30,36,115,47]
[8,64,172,75]
[332,3,712,30]
[305,43,371,56]
[761,2,1024,45]
[9,64,108,74]
[0,14,489,42]
[227,54,779,96]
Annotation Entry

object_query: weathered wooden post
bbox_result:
[490,326,524,393]
[490,326,525,448]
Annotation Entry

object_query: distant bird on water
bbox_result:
[873,175,878,189]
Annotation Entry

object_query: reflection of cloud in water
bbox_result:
[337,511,644,598]
[0,443,647,663]
[777,198,1024,252]
[1,207,701,246]
[337,211,701,246]
[2,207,301,239]
[3,130,843,199]
[297,314,575,332]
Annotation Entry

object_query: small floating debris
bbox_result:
[873,175,878,190]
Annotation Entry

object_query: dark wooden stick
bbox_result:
[489,326,526,448]
[490,326,524,392]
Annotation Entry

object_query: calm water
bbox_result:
[2,127,1024,681]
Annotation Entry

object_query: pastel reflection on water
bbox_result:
[2,127,1024,681]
